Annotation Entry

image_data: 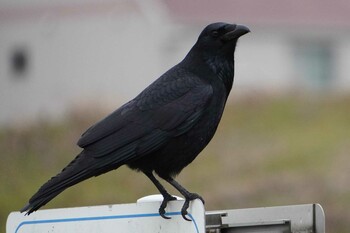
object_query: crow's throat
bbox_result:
[205,56,235,95]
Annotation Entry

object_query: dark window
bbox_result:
[10,47,29,78]
[293,39,334,90]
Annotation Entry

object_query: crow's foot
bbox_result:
[159,195,177,219]
[181,193,204,221]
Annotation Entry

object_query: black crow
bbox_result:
[21,22,250,220]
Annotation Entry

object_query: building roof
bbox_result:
[164,0,350,28]
[0,1,141,22]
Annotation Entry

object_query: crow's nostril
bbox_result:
[224,24,237,32]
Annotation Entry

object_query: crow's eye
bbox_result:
[211,30,219,38]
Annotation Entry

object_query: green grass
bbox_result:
[1,94,350,232]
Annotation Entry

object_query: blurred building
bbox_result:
[166,0,350,94]
[1,0,350,125]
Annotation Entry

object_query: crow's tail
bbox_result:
[20,151,107,215]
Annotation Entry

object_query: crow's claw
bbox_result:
[159,195,177,219]
[181,202,192,221]
[180,193,204,221]
[197,195,205,204]
[159,210,171,219]
[182,212,192,221]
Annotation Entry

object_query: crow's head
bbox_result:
[184,23,249,94]
[193,22,250,58]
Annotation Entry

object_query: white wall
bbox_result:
[0,1,172,125]
[233,30,295,95]
[335,37,350,92]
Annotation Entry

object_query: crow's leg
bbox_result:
[144,171,177,219]
[164,177,204,221]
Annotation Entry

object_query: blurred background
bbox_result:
[1,0,349,232]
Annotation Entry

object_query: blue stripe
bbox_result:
[15,211,200,233]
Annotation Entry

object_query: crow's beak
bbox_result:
[221,24,250,41]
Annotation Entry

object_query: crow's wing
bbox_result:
[20,73,213,215]
[77,70,213,162]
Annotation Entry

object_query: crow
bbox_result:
[21,22,250,220]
